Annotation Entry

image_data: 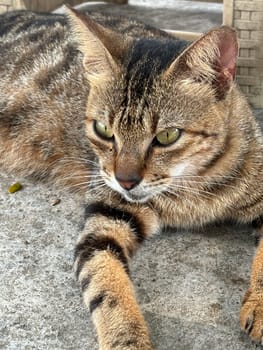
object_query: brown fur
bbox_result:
[1,7,263,349]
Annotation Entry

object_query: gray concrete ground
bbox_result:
[1,2,263,350]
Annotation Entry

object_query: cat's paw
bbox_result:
[240,288,263,343]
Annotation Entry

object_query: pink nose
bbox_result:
[116,176,141,191]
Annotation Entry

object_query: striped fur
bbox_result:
[74,202,158,349]
[1,7,263,349]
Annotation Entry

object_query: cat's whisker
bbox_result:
[74,177,104,190]
[48,156,99,168]
[59,174,102,182]
[89,183,107,189]
[171,179,238,190]
[90,182,108,189]
[165,184,217,200]
[164,189,212,201]
[170,174,243,181]
[89,185,111,199]
[89,178,107,186]
[142,178,220,200]
[95,186,110,196]
[167,182,217,195]
[58,180,88,189]
[159,192,179,205]
[57,178,103,188]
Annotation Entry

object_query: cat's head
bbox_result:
[66,7,239,203]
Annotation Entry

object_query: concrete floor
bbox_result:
[1,179,261,350]
[1,2,263,350]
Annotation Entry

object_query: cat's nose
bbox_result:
[115,175,141,191]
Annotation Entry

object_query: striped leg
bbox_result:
[74,202,159,350]
[240,222,263,343]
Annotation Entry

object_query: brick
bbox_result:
[235,1,263,11]
[236,75,261,85]
[249,95,263,108]
[256,46,263,59]
[235,10,241,19]
[234,20,263,31]
[249,67,257,75]
[239,85,249,94]
[238,57,263,67]
[251,31,263,40]
[240,67,249,75]
[240,48,250,57]
[238,39,258,49]
[241,11,251,20]
[239,30,250,39]
[251,12,263,21]
[250,86,263,95]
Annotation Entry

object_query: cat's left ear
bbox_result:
[164,26,238,99]
[65,6,130,84]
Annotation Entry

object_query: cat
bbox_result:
[1,6,263,349]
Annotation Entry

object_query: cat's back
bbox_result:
[0,9,184,67]
[0,10,181,93]
[0,10,66,38]
[0,10,88,175]
[0,11,78,87]
[0,10,187,119]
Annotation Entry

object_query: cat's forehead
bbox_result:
[97,37,210,131]
[119,38,187,103]
[115,101,154,134]
[125,38,188,79]
[107,39,187,131]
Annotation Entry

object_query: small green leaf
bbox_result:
[8,182,23,194]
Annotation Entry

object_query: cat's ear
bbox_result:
[65,6,130,84]
[164,26,238,99]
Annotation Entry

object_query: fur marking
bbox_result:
[75,233,129,278]
[85,203,146,243]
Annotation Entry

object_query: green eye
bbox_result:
[94,120,114,140]
[155,128,181,146]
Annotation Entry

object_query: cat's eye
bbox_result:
[155,128,181,146]
[93,120,114,140]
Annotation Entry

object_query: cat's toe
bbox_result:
[240,289,263,343]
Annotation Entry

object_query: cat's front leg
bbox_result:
[240,223,263,343]
[74,202,159,350]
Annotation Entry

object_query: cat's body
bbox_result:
[1,8,263,349]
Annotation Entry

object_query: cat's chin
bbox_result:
[121,192,152,204]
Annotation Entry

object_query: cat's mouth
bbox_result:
[103,174,155,203]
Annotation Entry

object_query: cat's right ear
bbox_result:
[65,6,130,84]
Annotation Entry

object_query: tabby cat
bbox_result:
[1,6,263,349]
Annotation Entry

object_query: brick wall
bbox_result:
[233,0,263,107]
